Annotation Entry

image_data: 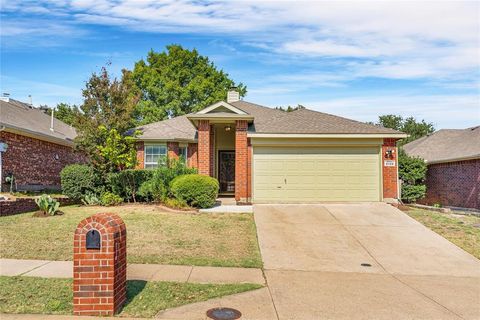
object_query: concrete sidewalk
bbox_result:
[0,258,265,285]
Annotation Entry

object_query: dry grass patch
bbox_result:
[405,208,480,259]
[0,204,262,268]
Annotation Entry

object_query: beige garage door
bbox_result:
[253,146,381,202]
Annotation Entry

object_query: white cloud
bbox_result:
[303,94,480,129]
[3,0,478,81]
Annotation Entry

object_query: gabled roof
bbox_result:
[135,115,197,141]
[0,98,77,146]
[135,100,405,140]
[403,126,480,164]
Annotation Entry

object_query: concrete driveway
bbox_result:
[255,203,480,320]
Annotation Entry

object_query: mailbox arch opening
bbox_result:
[86,229,101,250]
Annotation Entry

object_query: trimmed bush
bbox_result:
[108,169,154,202]
[101,192,123,206]
[170,174,219,209]
[141,158,197,202]
[60,165,97,201]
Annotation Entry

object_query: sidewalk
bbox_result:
[0,258,265,285]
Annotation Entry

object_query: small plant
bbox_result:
[101,192,123,206]
[82,193,101,206]
[163,197,189,209]
[35,194,60,216]
[5,173,15,193]
[433,203,442,208]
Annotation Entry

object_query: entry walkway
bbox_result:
[0,258,265,285]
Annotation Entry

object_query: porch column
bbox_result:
[198,120,211,175]
[235,120,248,203]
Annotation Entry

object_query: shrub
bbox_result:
[108,169,154,202]
[399,149,427,203]
[146,158,197,202]
[60,165,98,200]
[163,197,188,209]
[35,194,60,216]
[82,193,101,206]
[170,174,219,208]
[100,192,123,206]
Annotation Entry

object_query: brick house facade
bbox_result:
[418,159,479,210]
[134,94,405,204]
[0,98,85,192]
[0,131,85,190]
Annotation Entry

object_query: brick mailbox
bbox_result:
[73,213,127,316]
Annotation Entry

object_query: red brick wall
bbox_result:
[418,159,479,209]
[73,213,127,316]
[187,143,198,169]
[0,131,85,190]
[382,138,399,199]
[167,142,179,160]
[135,141,144,169]
[0,197,77,216]
[247,139,252,200]
[198,120,211,175]
[209,125,215,176]
[235,120,248,202]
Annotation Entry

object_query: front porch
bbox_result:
[187,105,253,204]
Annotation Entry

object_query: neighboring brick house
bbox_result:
[403,126,480,210]
[134,90,406,204]
[0,97,84,192]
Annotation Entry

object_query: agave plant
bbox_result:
[82,193,101,206]
[35,194,60,216]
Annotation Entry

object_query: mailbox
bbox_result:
[86,229,101,249]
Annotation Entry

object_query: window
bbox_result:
[178,146,188,163]
[144,144,167,169]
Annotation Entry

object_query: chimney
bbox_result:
[28,95,33,106]
[0,93,10,102]
[227,87,240,103]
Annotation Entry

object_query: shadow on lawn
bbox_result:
[122,280,147,309]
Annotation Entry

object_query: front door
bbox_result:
[218,151,235,193]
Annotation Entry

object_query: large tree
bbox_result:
[44,103,79,127]
[374,115,435,145]
[132,45,246,125]
[74,66,139,173]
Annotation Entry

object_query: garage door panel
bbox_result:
[253,147,380,202]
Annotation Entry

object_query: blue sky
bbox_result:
[1,1,479,129]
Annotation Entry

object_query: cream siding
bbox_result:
[253,146,381,202]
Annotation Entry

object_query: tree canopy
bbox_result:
[373,114,435,145]
[74,66,139,173]
[44,103,79,127]
[132,45,246,125]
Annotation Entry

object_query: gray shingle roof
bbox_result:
[0,98,77,145]
[136,115,197,141]
[403,126,480,163]
[136,100,404,140]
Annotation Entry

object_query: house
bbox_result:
[0,96,84,192]
[403,126,480,210]
[135,90,407,204]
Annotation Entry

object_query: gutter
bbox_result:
[426,155,480,165]
[0,123,74,147]
[247,133,409,139]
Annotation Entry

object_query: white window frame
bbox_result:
[178,145,188,164]
[144,144,167,169]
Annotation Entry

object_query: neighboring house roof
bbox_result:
[135,100,404,140]
[0,98,77,146]
[403,126,480,164]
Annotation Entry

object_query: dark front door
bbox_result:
[218,151,235,193]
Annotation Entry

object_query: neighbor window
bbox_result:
[144,144,167,169]
[178,146,188,163]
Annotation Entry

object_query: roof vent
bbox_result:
[0,93,10,102]
[227,88,240,103]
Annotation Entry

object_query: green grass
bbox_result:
[0,276,262,318]
[405,208,480,259]
[0,204,262,268]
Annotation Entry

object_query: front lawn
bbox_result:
[0,276,262,318]
[0,204,262,268]
[404,207,480,259]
